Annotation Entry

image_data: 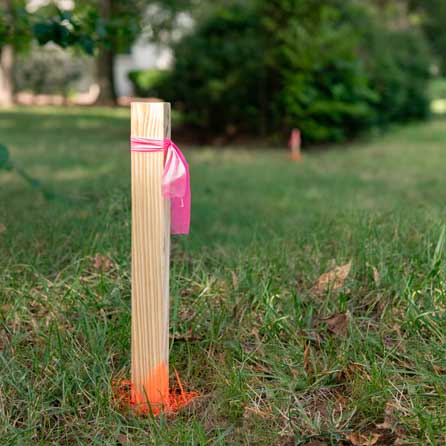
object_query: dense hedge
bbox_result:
[363,26,432,126]
[134,0,431,143]
[261,1,377,142]
[164,5,265,135]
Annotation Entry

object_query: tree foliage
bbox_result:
[1,0,195,104]
[0,0,31,50]
[159,0,431,143]
[0,0,192,52]
[0,1,94,52]
[32,7,95,55]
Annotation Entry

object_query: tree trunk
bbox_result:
[0,45,14,107]
[95,0,117,105]
[95,47,117,105]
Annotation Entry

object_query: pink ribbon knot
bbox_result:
[130,136,190,235]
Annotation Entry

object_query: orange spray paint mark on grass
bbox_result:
[114,365,198,416]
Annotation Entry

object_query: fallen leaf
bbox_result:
[117,434,129,445]
[93,253,112,272]
[311,261,352,295]
[94,253,103,270]
[1,304,13,314]
[303,329,323,345]
[178,308,196,322]
[345,432,380,446]
[321,312,349,337]
[375,401,395,430]
[0,223,6,234]
[375,420,392,430]
[433,364,446,374]
[374,401,407,444]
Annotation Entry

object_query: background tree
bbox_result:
[1,0,95,107]
[0,0,31,106]
[69,0,145,105]
[1,0,194,106]
[71,0,194,105]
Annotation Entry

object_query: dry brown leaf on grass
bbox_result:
[0,223,6,234]
[117,434,129,445]
[1,304,13,314]
[374,401,407,443]
[344,401,406,446]
[345,432,381,446]
[317,312,349,337]
[93,253,112,272]
[376,401,396,430]
[433,364,446,375]
[178,308,196,321]
[311,261,352,295]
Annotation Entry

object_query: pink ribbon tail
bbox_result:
[162,139,190,234]
[130,137,190,235]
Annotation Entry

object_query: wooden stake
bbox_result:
[130,102,171,411]
[289,128,302,161]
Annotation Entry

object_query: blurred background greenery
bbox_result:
[1,0,445,145]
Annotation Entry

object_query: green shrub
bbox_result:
[262,0,377,142]
[164,0,432,143]
[161,5,264,134]
[128,69,170,98]
[361,24,431,125]
[14,45,86,95]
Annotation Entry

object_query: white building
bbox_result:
[114,39,172,97]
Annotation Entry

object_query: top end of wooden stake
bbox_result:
[131,102,171,139]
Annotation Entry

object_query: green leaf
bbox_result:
[78,35,95,55]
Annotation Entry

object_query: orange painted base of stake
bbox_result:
[290,150,302,161]
[131,362,169,414]
[114,368,198,416]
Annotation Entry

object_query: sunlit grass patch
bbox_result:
[432,99,446,115]
[430,77,446,115]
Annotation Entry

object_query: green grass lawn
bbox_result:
[1,107,446,445]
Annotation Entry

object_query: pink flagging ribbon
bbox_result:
[131,136,190,235]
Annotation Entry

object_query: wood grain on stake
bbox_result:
[131,102,171,411]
